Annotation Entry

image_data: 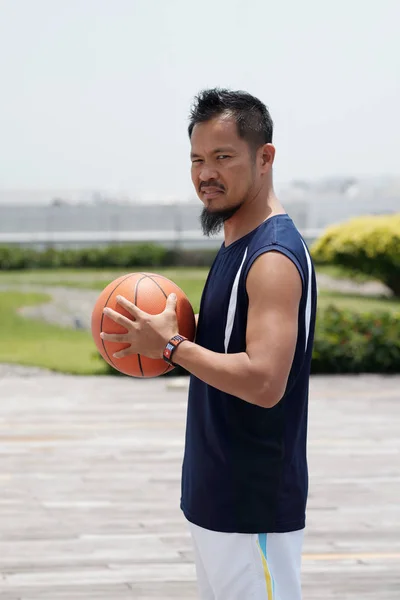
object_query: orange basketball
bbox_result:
[91,272,196,378]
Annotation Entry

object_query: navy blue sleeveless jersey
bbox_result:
[180,214,317,534]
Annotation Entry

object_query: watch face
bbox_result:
[164,343,174,361]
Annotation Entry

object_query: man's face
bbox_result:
[190,116,259,236]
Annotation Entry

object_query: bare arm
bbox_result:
[173,251,302,408]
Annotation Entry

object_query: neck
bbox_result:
[223,187,285,247]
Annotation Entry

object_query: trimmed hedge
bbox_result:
[99,306,400,376]
[312,306,400,374]
[0,244,218,270]
[311,214,400,296]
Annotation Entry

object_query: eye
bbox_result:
[191,158,203,164]
[217,155,230,160]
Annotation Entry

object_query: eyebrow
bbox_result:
[190,147,236,158]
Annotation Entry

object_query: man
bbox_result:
[101,88,317,599]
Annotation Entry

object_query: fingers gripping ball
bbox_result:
[91,272,196,377]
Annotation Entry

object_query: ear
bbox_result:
[259,143,275,171]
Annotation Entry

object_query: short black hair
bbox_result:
[188,88,273,150]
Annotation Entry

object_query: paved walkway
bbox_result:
[0,367,399,599]
[7,285,100,330]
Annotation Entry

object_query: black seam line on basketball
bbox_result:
[147,274,186,300]
[135,275,148,377]
[145,274,168,299]
[161,364,173,375]
[146,277,174,376]
[100,273,137,369]
[140,274,168,376]
[147,273,172,286]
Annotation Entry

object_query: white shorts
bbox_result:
[188,521,304,600]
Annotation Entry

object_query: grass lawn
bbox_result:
[0,267,398,315]
[317,290,400,314]
[315,264,376,283]
[0,291,106,375]
[0,267,209,285]
[0,267,208,314]
[0,264,375,285]
[0,267,399,375]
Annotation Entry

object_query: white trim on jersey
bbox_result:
[301,240,313,351]
[224,246,248,353]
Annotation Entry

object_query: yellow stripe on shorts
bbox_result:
[257,538,274,599]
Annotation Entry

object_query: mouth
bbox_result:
[201,187,225,200]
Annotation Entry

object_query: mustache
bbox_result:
[200,180,225,192]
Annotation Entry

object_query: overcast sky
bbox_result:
[0,0,399,202]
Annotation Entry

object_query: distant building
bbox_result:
[0,177,398,249]
[279,176,400,228]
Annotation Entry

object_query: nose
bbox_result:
[198,165,218,182]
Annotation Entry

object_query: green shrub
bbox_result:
[311,306,400,374]
[167,248,218,267]
[311,214,400,296]
[0,246,38,269]
[0,243,217,270]
[56,248,82,268]
[40,247,63,268]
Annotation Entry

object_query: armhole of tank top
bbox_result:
[242,244,306,292]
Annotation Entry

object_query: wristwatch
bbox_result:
[163,334,188,366]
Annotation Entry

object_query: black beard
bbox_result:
[200,204,242,237]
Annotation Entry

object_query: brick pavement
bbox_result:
[0,368,398,599]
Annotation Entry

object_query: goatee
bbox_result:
[200,204,242,237]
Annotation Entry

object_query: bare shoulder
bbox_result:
[246,250,303,307]
[244,251,304,406]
